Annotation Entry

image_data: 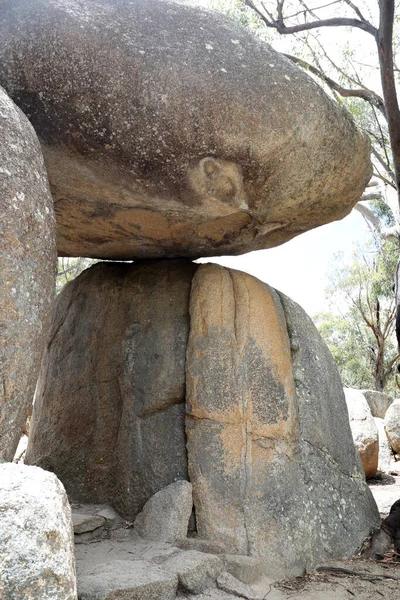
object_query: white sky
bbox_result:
[198,208,371,316]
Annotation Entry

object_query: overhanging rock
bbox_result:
[0,0,371,260]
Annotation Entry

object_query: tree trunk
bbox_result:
[374,352,386,391]
[377,1,400,208]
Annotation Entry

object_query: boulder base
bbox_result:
[26,261,379,578]
[0,0,371,260]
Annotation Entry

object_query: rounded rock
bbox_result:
[0,0,371,260]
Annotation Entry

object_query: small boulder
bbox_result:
[374,417,393,473]
[384,399,400,453]
[344,388,379,478]
[0,463,77,599]
[134,480,193,542]
[362,390,393,419]
[72,513,105,534]
[162,550,224,594]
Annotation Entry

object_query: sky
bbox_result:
[198,208,371,316]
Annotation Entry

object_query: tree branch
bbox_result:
[377,0,400,199]
[353,202,400,239]
[244,0,377,35]
[283,54,385,114]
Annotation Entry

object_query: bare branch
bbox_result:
[244,0,377,35]
[370,146,395,182]
[283,0,341,21]
[353,202,400,240]
[283,53,385,113]
[359,192,383,201]
[343,0,369,24]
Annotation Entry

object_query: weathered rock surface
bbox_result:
[135,481,193,542]
[0,0,371,260]
[27,261,379,578]
[187,265,379,577]
[78,560,178,600]
[362,390,393,419]
[374,417,393,473]
[175,537,227,556]
[223,555,264,585]
[0,463,77,599]
[26,260,195,518]
[344,388,379,478]
[73,513,105,534]
[384,399,400,453]
[0,87,56,461]
[217,572,259,600]
[162,550,224,594]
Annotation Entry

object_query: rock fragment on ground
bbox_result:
[72,513,106,534]
[134,480,193,542]
[217,572,259,600]
[162,550,224,594]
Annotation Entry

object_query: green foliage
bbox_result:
[313,311,377,390]
[314,239,400,393]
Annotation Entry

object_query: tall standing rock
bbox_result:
[0,0,371,260]
[186,265,379,578]
[0,87,56,461]
[26,260,196,518]
[186,264,298,559]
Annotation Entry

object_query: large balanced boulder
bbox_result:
[26,261,379,579]
[0,0,371,260]
[384,399,400,453]
[0,87,56,461]
[344,388,379,478]
[0,463,77,599]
